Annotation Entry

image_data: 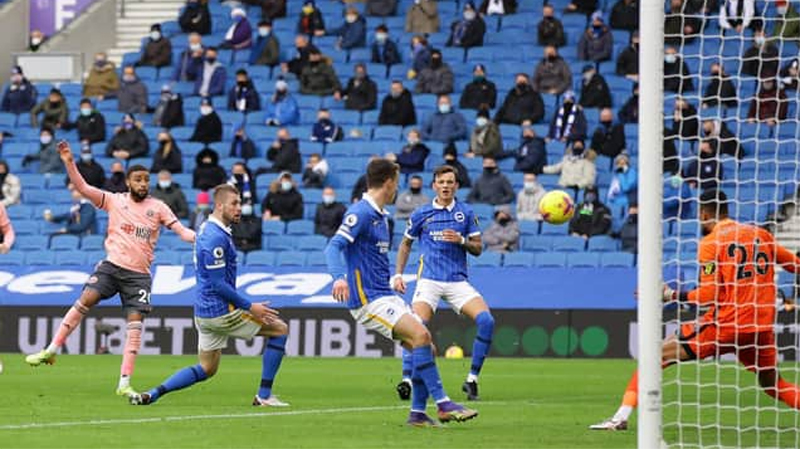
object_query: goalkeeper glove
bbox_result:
[662,284,677,303]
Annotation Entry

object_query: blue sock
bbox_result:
[401,348,413,380]
[148,364,208,402]
[410,372,430,412]
[470,311,495,378]
[258,335,287,399]
[412,345,447,403]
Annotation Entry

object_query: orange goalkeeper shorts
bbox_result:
[679,323,777,371]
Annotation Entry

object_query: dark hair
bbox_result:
[126,164,149,178]
[699,189,729,217]
[214,183,240,203]
[80,98,91,105]
[410,174,423,181]
[258,19,272,27]
[206,46,218,53]
[236,69,248,76]
[366,159,399,189]
[376,24,388,32]
[433,165,458,182]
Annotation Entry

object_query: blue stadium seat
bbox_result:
[25,251,56,265]
[276,252,306,266]
[551,236,586,252]
[601,252,635,268]
[262,220,285,235]
[55,252,86,266]
[0,252,25,265]
[17,235,48,251]
[7,205,34,220]
[587,235,620,252]
[296,235,328,251]
[154,252,182,265]
[535,252,567,268]
[503,252,534,267]
[567,252,600,268]
[267,235,295,251]
[50,235,80,251]
[521,236,550,252]
[305,250,328,266]
[472,252,502,267]
[180,252,195,266]
[540,222,568,236]
[286,220,314,235]
[245,250,276,266]
[372,125,402,141]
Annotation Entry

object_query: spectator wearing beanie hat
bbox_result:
[266,78,300,126]
[1,66,37,114]
[190,191,212,231]
[137,24,172,67]
[460,64,497,110]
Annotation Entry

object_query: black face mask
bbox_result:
[430,58,442,69]
[206,57,216,64]
[237,80,247,88]
[484,167,498,174]
[409,187,422,194]
[112,172,125,180]
[601,120,613,127]
[498,217,511,225]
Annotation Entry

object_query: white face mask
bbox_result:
[40,135,53,145]
[755,36,766,46]
[31,37,42,46]
[407,136,419,145]
[476,117,489,127]
[664,54,677,64]
[158,180,172,189]
[346,15,357,23]
[150,31,161,40]
[375,32,388,42]
[524,181,536,191]
[241,204,253,215]
[81,153,93,162]
[438,104,451,114]
[464,10,476,20]
[778,6,789,14]
[322,194,335,205]
[281,181,292,192]
[200,106,213,116]
[259,27,271,37]
[189,43,201,51]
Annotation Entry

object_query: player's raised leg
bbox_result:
[25,289,100,366]
[252,319,290,407]
[742,332,800,410]
[459,296,494,401]
[131,350,218,405]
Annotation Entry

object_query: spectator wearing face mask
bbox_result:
[250,20,281,66]
[395,175,430,220]
[569,186,612,239]
[230,162,257,206]
[772,0,800,40]
[221,8,253,50]
[228,69,261,112]
[106,114,149,160]
[719,0,755,34]
[516,174,547,221]
[615,31,639,81]
[282,34,319,77]
[104,161,129,193]
[118,66,149,114]
[23,127,63,174]
[328,7,367,50]
[747,76,788,126]
[152,84,185,128]
[499,73,546,125]
[407,34,433,79]
[480,0,518,15]
[590,108,626,160]
[422,95,467,144]
[406,0,440,34]
[742,29,780,78]
[467,108,502,159]
[578,11,613,63]
[265,79,300,126]
[192,147,227,190]
[194,47,227,97]
[334,63,378,111]
[665,0,700,45]
[606,153,637,216]
[446,2,486,49]
[703,62,737,108]
[532,46,572,96]
[414,49,454,95]
[302,153,329,188]
[578,64,612,109]
[260,0,286,21]
[566,0,598,15]
[483,205,519,253]
[537,4,566,47]
[702,118,741,158]
[315,187,347,238]
[262,172,304,221]
[190,191,212,231]
[663,47,694,94]
[232,198,263,252]
[460,64,497,110]
[669,96,698,139]
[2,66,37,114]
[151,170,189,218]
[682,139,723,190]
[65,98,106,144]
[443,143,471,188]
[610,0,639,30]
[371,25,401,66]
[513,121,547,174]
[379,80,416,126]
[297,1,326,37]
[548,91,587,142]
[543,140,596,193]
[83,53,119,100]
[618,83,639,123]
[173,33,205,82]
[190,97,222,144]
[617,203,638,253]
[467,157,515,205]
[44,183,97,236]
[179,0,211,35]
[265,128,302,174]
[300,49,342,96]
[230,126,258,160]
[29,29,46,52]
[366,0,398,16]
[395,129,430,174]
[151,131,183,174]
[0,160,21,207]
[72,142,106,189]
[31,88,69,129]
[310,109,343,143]
[137,24,172,67]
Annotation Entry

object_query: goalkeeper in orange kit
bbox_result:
[591,189,800,430]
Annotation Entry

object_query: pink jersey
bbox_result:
[101,192,178,274]
[0,203,14,248]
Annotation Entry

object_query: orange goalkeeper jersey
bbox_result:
[688,219,800,333]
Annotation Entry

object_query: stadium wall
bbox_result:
[38,0,116,74]
[0,0,30,77]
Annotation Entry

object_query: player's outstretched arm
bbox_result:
[169,220,197,243]
[776,244,800,273]
[58,141,105,208]
[324,234,350,302]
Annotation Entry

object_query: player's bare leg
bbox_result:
[590,336,688,430]
[117,311,145,397]
[25,288,101,366]
[252,319,291,407]
[131,349,220,405]
[459,297,494,401]
[397,302,435,401]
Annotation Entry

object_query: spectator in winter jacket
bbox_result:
[532,46,572,95]
[569,186,612,239]
[29,29,45,52]
[190,97,222,144]
[610,0,639,31]
[703,62,737,108]
[45,184,97,235]
[178,0,211,35]
[566,0,598,15]
[194,48,227,97]
[265,79,300,126]
[24,127,63,174]
[460,64,497,110]
[173,33,205,82]
[618,83,639,123]
[578,11,614,63]
[467,157,515,205]
[152,170,189,219]
[443,143,471,188]
[395,129,430,174]
[300,50,342,96]
[250,20,281,66]
[282,35,319,77]
[190,191,212,231]
[590,108,626,159]
[513,122,547,174]
[230,125,258,160]
[106,114,149,160]
[261,172,304,221]
[379,80,416,126]
[1,66,37,114]
[315,187,347,237]
[665,0,700,45]
[516,174,547,221]
[683,139,723,190]
[371,25,401,66]
[543,140,596,192]
[498,73,545,125]
[297,0,326,37]
[579,64,612,109]
[231,200,262,252]
[772,1,800,41]
[480,0,518,15]
[405,0,439,34]
[537,4,566,47]
[408,35,433,79]
[230,162,258,206]
[192,147,227,190]
[221,8,252,50]
[310,108,343,143]
[71,143,105,189]
[366,0,398,16]
[664,46,694,93]
[395,175,430,220]
[66,98,106,144]
[617,204,638,253]
[719,0,755,34]
[615,31,639,81]
[747,76,788,126]
[265,128,302,174]
[137,24,172,67]
[329,7,367,50]
[118,66,148,114]
[669,96,698,140]
[422,95,467,143]
[606,153,637,215]
[104,162,128,193]
[31,88,69,129]
[483,205,520,253]
[548,92,587,142]
[151,131,183,174]
[228,69,261,112]
[152,84,185,128]
[0,160,20,207]
[259,0,286,21]
[446,2,486,49]
[702,118,742,158]
[334,63,378,111]
[415,49,454,95]
[83,53,119,100]
[468,108,502,158]
[742,29,780,78]
[302,153,329,188]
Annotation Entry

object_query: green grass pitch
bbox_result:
[0,355,798,448]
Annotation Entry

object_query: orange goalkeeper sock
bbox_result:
[773,378,800,410]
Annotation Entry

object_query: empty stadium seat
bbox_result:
[246,250,276,266]
[262,221,285,235]
[566,252,600,268]
[49,235,80,251]
[535,252,568,268]
[286,220,315,235]
[600,252,635,268]
[503,252,535,267]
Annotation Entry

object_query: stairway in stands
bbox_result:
[106,0,185,66]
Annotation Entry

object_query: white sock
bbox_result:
[118,375,130,390]
[466,373,478,383]
[435,396,451,404]
[402,377,411,383]
[613,405,633,422]
[45,343,58,354]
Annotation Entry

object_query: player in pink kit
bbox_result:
[25,141,196,399]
